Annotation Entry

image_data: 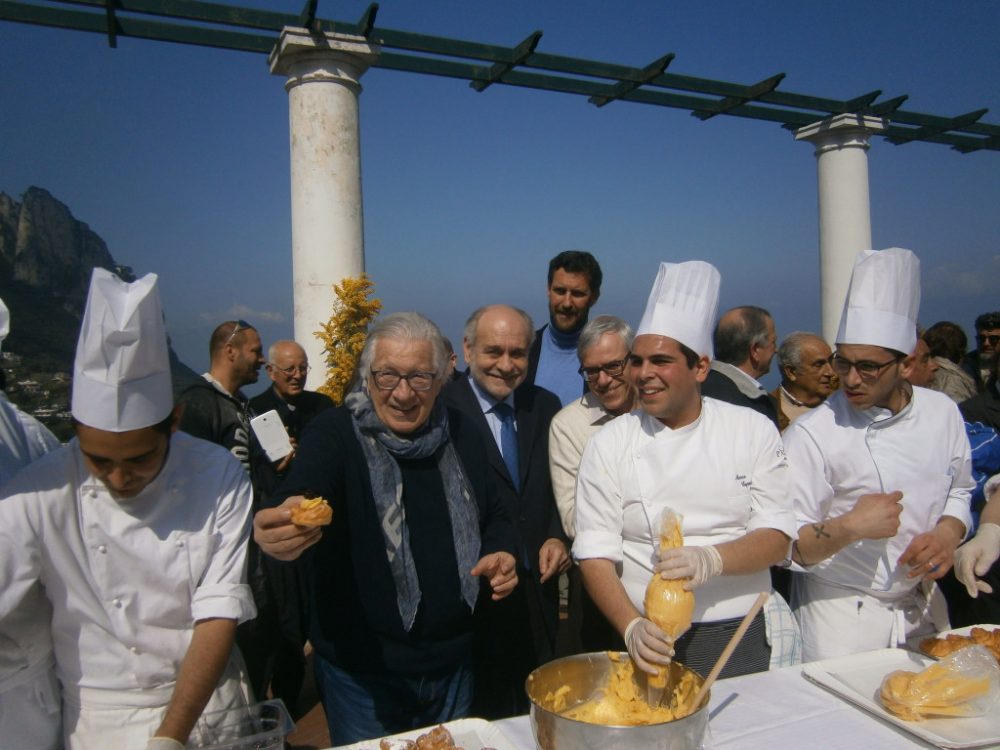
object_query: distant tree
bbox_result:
[315,274,381,405]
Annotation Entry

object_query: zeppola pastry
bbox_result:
[290,496,332,527]
[372,724,497,750]
[920,626,1000,663]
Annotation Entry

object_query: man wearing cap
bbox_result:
[575,261,796,679]
[0,295,62,750]
[786,248,974,662]
[0,270,255,748]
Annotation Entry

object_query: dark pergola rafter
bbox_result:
[2,0,998,153]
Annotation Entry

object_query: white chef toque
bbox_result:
[636,260,721,359]
[0,296,9,354]
[835,247,920,355]
[72,269,173,432]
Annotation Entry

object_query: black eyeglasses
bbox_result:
[829,353,901,382]
[578,358,628,383]
[225,319,252,347]
[978,334,1000,347]
[269,363,311,377]
[370,370,437,391]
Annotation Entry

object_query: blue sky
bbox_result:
[2,0,998,393]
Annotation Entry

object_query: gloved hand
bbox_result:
[655,544,723,590]
[146,738,185,750]
[624,616,674,675]
[955,523,1000,598]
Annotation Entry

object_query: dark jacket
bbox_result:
[961,382,1000,433]
[701,368,780,430]
[177,377,251,470]
[269,405,515,678]
[441,374,566,716]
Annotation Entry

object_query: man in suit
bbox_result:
[443,304,570,718]
[701,305,780,428]
[525,250,603,406]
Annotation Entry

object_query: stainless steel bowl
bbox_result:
[526,652,709,750]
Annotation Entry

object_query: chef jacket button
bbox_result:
[87,489,97,498]
[175,539,185,548]
[98,545,107,554]
[113,598,122,608]
[130,646,139,654]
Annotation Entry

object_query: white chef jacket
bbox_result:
[574,397,797,622]
[549,391,619,538]
[0,431,255,709]
[784,387,974,599]
[0,393,62,750]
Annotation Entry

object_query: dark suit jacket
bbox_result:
[701,367,780,430]
[961,382,1000,433]
[442,373,566,716]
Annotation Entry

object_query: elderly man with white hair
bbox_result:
[254,312,518,746]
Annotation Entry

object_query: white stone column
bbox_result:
[270,28,378,386]
[795,114,887,343]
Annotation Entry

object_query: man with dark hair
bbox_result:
[701,305,780,428]
[926,321,977,403]
[770,332,836,432]
[576,262,794,680]
[965,311,1000,392]
[787,249,972,661]
[178,320,264,471]
[0,271,254,748]
[177,321,268,699]
[526,250,603,406]
[444,304,569,718]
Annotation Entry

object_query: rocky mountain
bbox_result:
[0,187,199,439]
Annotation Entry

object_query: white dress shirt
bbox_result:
[574,398,796,622]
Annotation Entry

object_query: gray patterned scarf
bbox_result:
[345,383,481,632]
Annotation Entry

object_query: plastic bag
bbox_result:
[879,645,1000,721]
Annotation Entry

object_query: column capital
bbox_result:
[269,27,379,92]
[794,113,887,155]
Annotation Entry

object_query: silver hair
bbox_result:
[463,305,535,349]
[577,315,634,359]
[778,331,824,373]
[357,312,449,381]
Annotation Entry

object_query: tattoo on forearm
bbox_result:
[812,523,831,540]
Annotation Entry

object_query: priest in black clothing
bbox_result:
[248,339,332,714]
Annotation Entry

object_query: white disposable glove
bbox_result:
[146,737,186,750]
[955,523,1000,598]
[624,616,674,675]
[655,544,723,590]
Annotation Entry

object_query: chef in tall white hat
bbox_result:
[574,260,795,681]
[0,269,256,749]
[0,295,62,750]
[786,247,974,662]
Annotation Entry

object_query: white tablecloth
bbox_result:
[494,662,984,749]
